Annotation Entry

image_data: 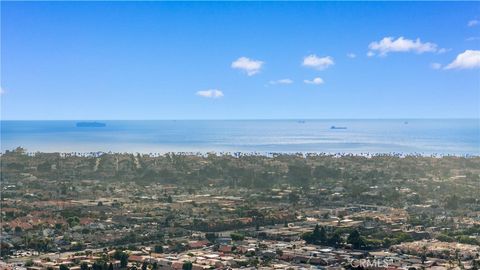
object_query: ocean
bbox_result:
[1,119,479,155]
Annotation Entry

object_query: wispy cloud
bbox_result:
[430,63,442,70]
[368,37,439,56]
[437,48,448,54]
[347,53,356,59]
[466,37,480,42]
[304,77,324,85]
[468,19,479,27]
[0,87,5,95]
[231,57,264,76]
[444,50,480,70]
[269,79,293,85]
[302,54,334,70]
[196,89,224,98]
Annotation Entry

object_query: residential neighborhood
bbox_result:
[1,149,479,269]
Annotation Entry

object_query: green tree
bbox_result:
[302,232,314,244]
[288,192,300,205]
[231,232,245,241]
[327,232,342,247]
[205,232,217,243]
[154,244,164,253]
[319,226,327,244]
[471,260,479,270]
[66,216,80,227]
[182,261,193,270]
[312,225,327,244]
[347,230,365,249]
[119,253,129,268]
[80,262,89,270]
[303,225,327,245]
[421,245,427,264]
[287,164,311,188]
[91,262,102,270]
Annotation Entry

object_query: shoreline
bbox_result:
[3,148,479,158]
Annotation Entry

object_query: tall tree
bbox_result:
[120,253,129,268]
[327,232,342,247]
[347,230,365,249]
[182,261,193,270]
[80,262,89,270]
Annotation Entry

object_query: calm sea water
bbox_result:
[1,120,479,155]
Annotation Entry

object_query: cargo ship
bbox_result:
[330,126,347,129]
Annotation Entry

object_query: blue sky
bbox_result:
[1,1,479,120]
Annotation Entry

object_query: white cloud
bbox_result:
[347,53,356,59]
[304,77,324,85]
[468,19,479,27]
[430,63,442,70]
[0,87,4,95]
[231,57,264,76]
[269,79,293,85]
[444,50,480,70]
[367,51,375,57]
[368,37,439,56]
[196,89,224,98]
[302,54,334,70]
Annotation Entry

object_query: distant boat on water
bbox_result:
[76,122,106,127]
[330,126,347,130]
[297,120,306,124]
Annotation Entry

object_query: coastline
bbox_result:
[3,148,479,158]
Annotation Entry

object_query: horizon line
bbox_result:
[1,118,479,121]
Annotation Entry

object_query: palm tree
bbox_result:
[421,245,427,264]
